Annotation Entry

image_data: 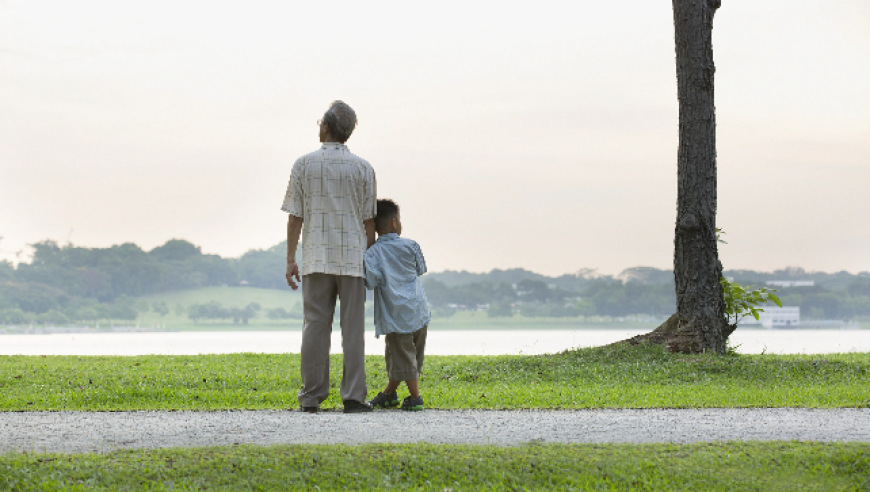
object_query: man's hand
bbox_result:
[285,214,303,290]
[286,261,301,290]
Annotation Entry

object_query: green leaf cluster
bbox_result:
[717,228,782,323]
[721,277,782,323]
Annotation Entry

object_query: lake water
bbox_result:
[1,329,869,356]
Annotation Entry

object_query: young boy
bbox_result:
[364,199,431,411]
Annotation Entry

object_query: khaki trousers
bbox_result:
[297,273,367,407]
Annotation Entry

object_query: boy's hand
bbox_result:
[286,261,301,290]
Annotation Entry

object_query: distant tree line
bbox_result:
[0,239,290,324]
[424,267,870,320]
[187,302,261,324]
[422,277,676,318]
[1,239,869,324]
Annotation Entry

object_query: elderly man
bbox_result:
[282,101,376,413]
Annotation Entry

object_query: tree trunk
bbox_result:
[611,0,729,354]
[671,0,728,353]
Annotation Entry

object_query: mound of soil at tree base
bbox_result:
[612,313,737,354]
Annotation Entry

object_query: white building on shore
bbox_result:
[738,306,800,328]
[765,280,814,288]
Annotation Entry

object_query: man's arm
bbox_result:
[285,214,304,290]
[363,164,376,249]
[364,219,376,249]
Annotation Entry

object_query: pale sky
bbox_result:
[1,1,868,276]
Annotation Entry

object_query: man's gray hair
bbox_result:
[322,100,357,143]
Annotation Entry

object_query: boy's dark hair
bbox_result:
[375,199,400,232]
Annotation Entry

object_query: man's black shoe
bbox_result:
[342,400,373,413]
[299,406,319,414]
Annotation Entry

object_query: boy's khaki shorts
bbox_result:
[384,326,427,381]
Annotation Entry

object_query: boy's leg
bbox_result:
[369,337,401,408]
[337,275,367,404]
[405,379,420,398]
[383,334,402,394]
[384,332,419,385]
[405,326,427,399]
[413,325,427,377]
[384,380,401,393]
[298,274,337,408]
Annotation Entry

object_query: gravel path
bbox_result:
[2,409,868,454]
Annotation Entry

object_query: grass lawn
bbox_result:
[1,345,867,410]
[2,442,868,491]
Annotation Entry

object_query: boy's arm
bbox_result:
[414,243,427,276]
[363,251,383,290]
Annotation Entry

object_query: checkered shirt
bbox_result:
[281,142,377,277]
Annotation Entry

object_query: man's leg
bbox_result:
[336,275,367,403]
[298,273,337,408]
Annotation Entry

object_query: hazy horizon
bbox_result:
[2,1,868,277]
[5,235,867,279]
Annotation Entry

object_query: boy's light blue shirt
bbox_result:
[364,233,431,338]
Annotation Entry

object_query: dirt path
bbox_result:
[2,408,867,454]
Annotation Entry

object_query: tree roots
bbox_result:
[611,313,736,354]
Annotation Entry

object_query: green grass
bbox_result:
[1,345,868,410]
[2,442,868,491]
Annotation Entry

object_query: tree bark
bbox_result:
[671,0,728,353]
[611,0,729,354]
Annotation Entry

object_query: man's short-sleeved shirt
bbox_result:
[281,142,376,278]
